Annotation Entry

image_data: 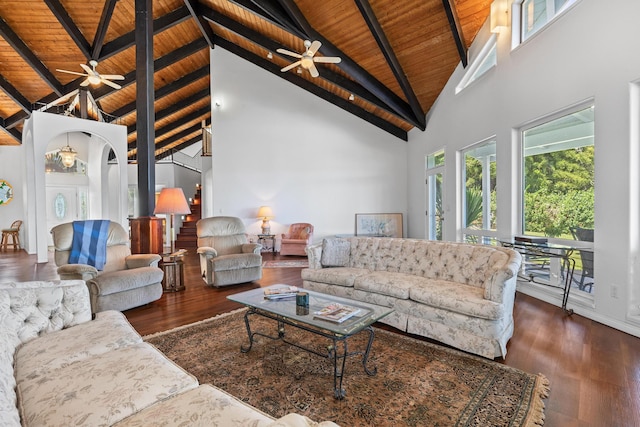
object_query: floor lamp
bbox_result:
[154,188,191,253]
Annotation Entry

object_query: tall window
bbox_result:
[426,150,445,240]
[461,139,497,243]
[521,105,594,239]
[521,0,578,41]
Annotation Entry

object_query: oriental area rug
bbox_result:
[262,260,309,268]
[145,309,549,427]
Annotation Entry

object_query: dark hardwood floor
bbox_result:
[2,249,639,426]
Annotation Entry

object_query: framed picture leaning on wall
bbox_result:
[355,213,403,238]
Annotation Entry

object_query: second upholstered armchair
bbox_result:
[196,216,263,287]
[50,221,163,313]
[280,223,314,256]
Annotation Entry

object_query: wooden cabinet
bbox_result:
[129,216,164,254]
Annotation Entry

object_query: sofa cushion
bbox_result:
[353,271,419,299]
[91,266,163,296]
[212,253,262,271]
[17,342,199,427]
[301,267,369,287]
[408,281,502,320]
[15,310,142,386]
[113,384,274,427]
[0,334,20,427]
[320,238,350,267]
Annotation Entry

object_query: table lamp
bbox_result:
[257,206,274,235]
[154,188,191,253]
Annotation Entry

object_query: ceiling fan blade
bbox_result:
[56,69,89,77]
[313,56,341,64]
[79,63,96,75]
[307,40,321,56]
[80,78,91,87]
[100,74,125,80]
[101,78,122,90]
[276,48,302,59]
[280,61,301,73]
[308,63,319,78]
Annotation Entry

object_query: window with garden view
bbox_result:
[522,105,594,239]
[462,139,497,243]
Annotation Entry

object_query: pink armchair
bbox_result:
[280,223,314,256]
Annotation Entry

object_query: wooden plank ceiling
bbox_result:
[0,0,491,160]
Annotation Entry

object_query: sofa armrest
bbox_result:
[242,243,262,254]
[306,243,323,269]
[57,264,98,281]
[484,250,522,303]
[125,254,161,269]
[197,246,218,258]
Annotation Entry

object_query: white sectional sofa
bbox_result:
[0,280,339,427]
[302,237,522,359]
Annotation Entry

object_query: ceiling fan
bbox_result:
[56,60,125,89]
[277,40,341,78]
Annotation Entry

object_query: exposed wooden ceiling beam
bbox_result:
[129,105,210,152]
[127,87,210,134]
[216,36,407,140]
[200,5,414,131]
[442,0,468,67]
[275,0,423,131]
[242,0,307,39]
[99,5,191,61]
[44,0,92,59]
[0,117,22,142]
[353,0,425,129]
[92,0,119,59]
[154,123,202,151]
[155,133,205,161]
[110,65,209,119]
[0,73,32,112]
[0,17,64,96]
[2,37,209,133]
[184,0,216,49]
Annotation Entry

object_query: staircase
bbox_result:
[174,186,201,250]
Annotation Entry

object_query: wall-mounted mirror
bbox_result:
[0,179,13,205]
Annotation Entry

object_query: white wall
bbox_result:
[207,48,407,241]
[407,0,640,336]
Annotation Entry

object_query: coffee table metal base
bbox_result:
[240,307,377,399]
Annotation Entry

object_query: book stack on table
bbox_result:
[263,286,299,300]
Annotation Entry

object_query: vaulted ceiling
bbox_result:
[0,0,492,160]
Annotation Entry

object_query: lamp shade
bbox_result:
[257,206,273,219]
[154,188,191,215]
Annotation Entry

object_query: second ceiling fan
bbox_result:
[277,40,341,78]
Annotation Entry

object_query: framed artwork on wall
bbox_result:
[355,213,403,238]
[0,179,13,205]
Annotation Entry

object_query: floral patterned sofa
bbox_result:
[302,237,522,359]
[0,280,339,427]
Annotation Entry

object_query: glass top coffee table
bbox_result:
[227,285,394,399]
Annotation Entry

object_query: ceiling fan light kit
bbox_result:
[277,40,341,78]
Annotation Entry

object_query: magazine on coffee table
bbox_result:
[314,303,362,323]
[264,286,299,300]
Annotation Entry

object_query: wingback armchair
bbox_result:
[196,216,263,287]
[51,221,163,313]
[280,223,314,256]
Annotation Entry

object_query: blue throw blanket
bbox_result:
[69,220,111,270]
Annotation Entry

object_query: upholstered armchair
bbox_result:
[196,216,263,287]
[51,221,164,313]
[280,223,314,256]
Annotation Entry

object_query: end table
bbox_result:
[257,234,276,253]
[160,252,186,292]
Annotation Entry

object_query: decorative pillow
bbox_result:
[320,238,350,267]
